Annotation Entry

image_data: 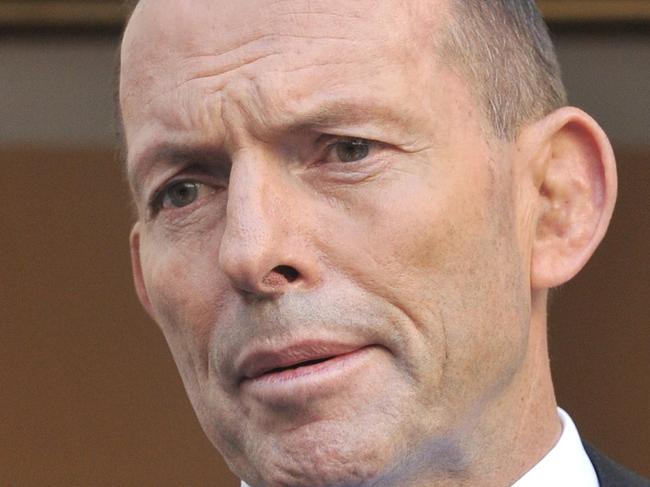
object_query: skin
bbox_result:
[121,1,617,486]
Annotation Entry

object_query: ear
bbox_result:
[528,107,617,290]
[130,223,155,318]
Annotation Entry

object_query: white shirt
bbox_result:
[513,408,599,487]
[242,408,598,487]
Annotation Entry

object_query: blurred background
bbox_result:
[1,1,648,485]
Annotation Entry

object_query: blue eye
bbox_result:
[334,139,371,163]
[163,181,200,208]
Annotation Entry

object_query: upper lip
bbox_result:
[237,340,368,381]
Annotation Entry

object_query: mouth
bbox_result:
[240,341,368,382]
[238,342,377,403]
[258,355,338,376]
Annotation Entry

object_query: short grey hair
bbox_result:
[442,0,567,139]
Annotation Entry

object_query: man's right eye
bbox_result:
[162,181,200,208]
[148,176,222,217]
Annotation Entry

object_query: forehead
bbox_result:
[120,0,446,102]
[123,0,442,52]
[120,0,453,177]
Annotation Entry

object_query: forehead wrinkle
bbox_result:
[128,0,427,76]
[175,33,370,90]
[125,29,383,135]
[141,0,378,59]
[122,0,453,166]
[123,0,445,108]
[162,38,401,147]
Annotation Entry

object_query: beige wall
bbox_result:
[1,28,648,485]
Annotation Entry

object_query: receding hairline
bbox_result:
[442,0,567,139]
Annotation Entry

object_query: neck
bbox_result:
[476,290,561,486]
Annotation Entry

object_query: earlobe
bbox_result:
[530,107,617,290]
[130,223,155,318]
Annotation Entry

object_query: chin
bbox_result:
[239,420,402,487]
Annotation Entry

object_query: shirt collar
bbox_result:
[512,408,599,487]
[242,408,598,487]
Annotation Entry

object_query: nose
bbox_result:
[218,154,319,298]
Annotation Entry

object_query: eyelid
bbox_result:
[320,135,371,146]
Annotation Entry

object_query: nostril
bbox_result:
[260,266,300,289]
[274,265,299,283]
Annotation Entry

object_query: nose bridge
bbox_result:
[221,151,276,262]
[218,151,301,295]
[226,152,273,243]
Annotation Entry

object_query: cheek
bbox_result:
[144,248,213,331]
[330,157,530,404]
[140,219,227,330]
[138,232,228,388]
[424,204,530,413]
[332,165,482,308]
[138,235,250,456]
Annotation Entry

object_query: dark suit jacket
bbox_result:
[583,442,650,486]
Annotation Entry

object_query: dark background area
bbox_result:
[1,5,648,486]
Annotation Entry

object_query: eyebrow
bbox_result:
[280,99,408,132]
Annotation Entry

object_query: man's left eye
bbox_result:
[331,138,371,163]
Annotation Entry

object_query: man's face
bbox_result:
[122,0,533,485]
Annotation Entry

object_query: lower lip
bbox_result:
[242,346,377,403]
